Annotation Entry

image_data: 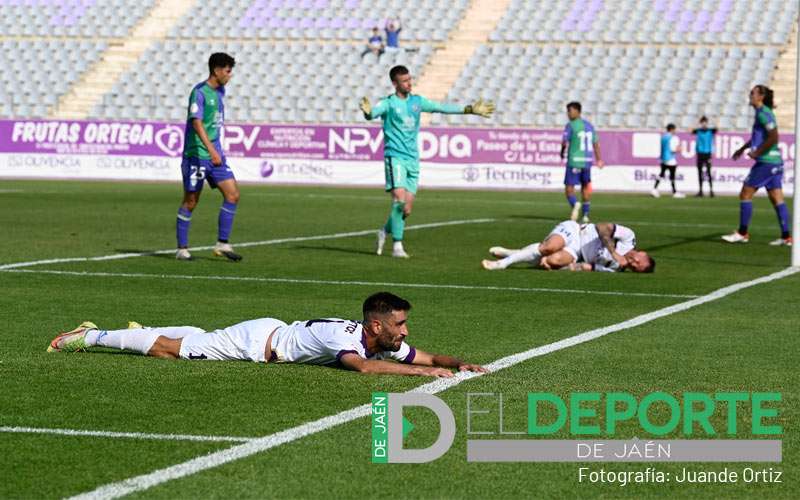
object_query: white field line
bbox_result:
[248,192,744,214]
[69,266,800,500]
[0,426,253,443]
[0,218,494,271]
[2,268,699,299]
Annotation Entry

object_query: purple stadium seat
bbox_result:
[577,19,594,32]
[692,10,709,32]
[677,9,693,31]
[560,0,602,32]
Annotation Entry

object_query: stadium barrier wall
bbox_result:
[0,119,794,195]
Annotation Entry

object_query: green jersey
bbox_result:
[751,105,782,165]
[183,81,225,160]
[562,118,598,169]
[366,93,463,160]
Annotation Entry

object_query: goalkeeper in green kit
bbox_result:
[361,65,494,258]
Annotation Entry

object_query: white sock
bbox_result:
[86,328,161,355]
[145,326,205,339]
[393,241,404,252]
[497,243,541,268]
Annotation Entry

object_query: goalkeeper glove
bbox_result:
[360,97,372,117]
[464,99,495,118]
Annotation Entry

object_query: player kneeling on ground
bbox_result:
[47,292,487,378]
[481,221,655,273]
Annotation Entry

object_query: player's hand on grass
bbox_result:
[465,99,495,118]
[210,150,223,166]
[540,256,552,270]
[458,363,488,374]
[424,367,455,378]
[359,97,371,116]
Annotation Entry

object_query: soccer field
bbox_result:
[1,180,797,499]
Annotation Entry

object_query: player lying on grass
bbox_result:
[47,292,487,378]
[481,220,655,273]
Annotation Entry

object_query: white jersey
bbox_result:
[579,224,637,272]
[270,318,416,366]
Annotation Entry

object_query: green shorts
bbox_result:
[384,157,419,195]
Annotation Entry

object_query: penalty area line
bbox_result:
[68,266,799,500]
[2,268,700,299]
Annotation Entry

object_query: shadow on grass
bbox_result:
[115,249,217,262]
[654,255,780,268]
[290,245,377,256]
[507,214,561,223]
[644,233,730,252]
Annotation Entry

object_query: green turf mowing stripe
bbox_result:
[2,269,701,299]
[0,426,254,443]
[66,266,799,500]
[0,218,494,270]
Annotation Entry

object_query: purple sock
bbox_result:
[218,201,237,242]
[567,194,577,207]
[738,201,753,235]
[775,203,790,238]
[176,207,192,247]
[582,202,590,217]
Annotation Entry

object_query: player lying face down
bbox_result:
[482,221,655,273]
[47,292,488,378]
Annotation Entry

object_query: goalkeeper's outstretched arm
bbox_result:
[420,97,495,117]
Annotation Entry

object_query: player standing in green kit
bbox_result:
[176,52,242,262]
[360,65,495,258]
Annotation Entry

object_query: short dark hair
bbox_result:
[363,292,411,320]
[699,115,708,123]
[666,123,676,131]
[566,101,582,113]
[644,255,656,273]
[389,65,409,82]
[208,52,235,74]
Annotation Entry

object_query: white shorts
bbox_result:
[178,318,287,363]
[548,221,581,262]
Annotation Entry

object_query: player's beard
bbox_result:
[377,334,403,352]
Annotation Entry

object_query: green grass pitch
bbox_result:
[0,180,797,499]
